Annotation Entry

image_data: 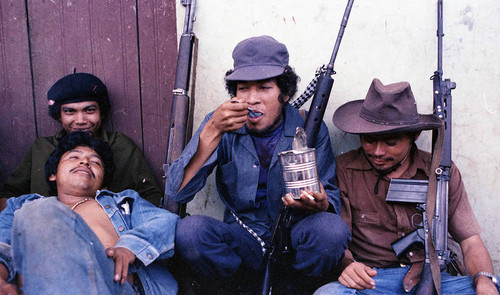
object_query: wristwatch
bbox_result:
[472,272,499,288]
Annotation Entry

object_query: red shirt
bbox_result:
[336,146,481,268]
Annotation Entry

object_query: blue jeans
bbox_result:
[11,198,138,295]
[313,265,500,295]
[175,212,350,278]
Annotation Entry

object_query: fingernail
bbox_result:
[114,274,120,281]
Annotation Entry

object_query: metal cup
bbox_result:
[278,148,320,199]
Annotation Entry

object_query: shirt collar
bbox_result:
[345,144,431,178]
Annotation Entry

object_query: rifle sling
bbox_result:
[426,124,445,294]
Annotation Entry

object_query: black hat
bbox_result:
[333,78,443,134]
[47,73,110,120]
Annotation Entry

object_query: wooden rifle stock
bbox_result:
[162,0,197,216]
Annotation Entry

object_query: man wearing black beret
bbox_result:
[0,73,163,210]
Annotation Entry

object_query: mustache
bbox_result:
[366,154,394,162]
[70,167,95,178]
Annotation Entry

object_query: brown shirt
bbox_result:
[336,146,481,268]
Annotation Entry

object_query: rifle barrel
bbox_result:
[304,0,354,147]
[181,0,196,34]
[327,0,354,76]
[163,0,197,215]
[437,0,443,73]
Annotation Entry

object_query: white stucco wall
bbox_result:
[176,0,500,273]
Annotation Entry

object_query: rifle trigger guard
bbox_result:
[411,213,423,229]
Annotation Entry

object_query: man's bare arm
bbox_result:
[460,234,499,295]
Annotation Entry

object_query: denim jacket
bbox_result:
[166,104,339,242]
[0,189,179,295]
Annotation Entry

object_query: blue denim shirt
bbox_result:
[166,104,339,242]
[0,189,179,295]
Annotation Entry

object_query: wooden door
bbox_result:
[0,0,178,189]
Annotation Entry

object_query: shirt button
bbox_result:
[118,226,124,232]
[147,253,153,259]
[408,251,414,257]
[361,214,366,219]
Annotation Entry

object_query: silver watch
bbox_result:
[472,272,499,288]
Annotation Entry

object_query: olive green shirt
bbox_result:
[0,129,163,206]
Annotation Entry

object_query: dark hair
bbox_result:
[45,131,115,194]
[224,65,300,103]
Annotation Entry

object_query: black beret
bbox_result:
[47,73,110,120]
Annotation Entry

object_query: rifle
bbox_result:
[261,1,355,294]
[386,1,455,294]
[161,0,197,216]
[304,0,354,148]
[386,179,428,259]
[417,0,455,293]
[260,207,292,295]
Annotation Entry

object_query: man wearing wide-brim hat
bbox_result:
[314,78,499,294]
[166,35,350,294]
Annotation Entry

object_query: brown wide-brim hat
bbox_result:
[333,78,443,134]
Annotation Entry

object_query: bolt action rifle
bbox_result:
[161,0,197,217]
[386,1,455,294]
[260,1,354,294]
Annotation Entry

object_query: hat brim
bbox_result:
[225,65,285,81]
[333,100,443,134]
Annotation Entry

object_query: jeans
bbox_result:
[11,198,138,295]
[175,212,350,278]
[313,265,500,295]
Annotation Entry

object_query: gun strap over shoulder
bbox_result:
[426,125,446,294]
